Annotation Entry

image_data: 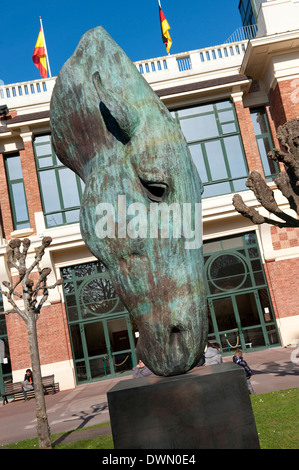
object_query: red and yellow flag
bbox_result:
[32,28,47,78]
[159,2,172,54]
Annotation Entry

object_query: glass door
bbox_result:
[0,337,12,394]
[0,306,12,394]
[209,297,244,352]
[84,321,110,381]
[71,315,136,384]
[106,317,136,375]
[208,288,280,353]
[234,292,266,349]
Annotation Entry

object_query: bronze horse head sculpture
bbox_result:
[50,27,207,376]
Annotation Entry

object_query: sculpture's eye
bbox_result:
[139,178,168,202]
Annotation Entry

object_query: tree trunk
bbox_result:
[26,315,52,449]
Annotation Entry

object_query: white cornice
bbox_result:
[240,29,299,83]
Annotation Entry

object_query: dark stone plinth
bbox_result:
[107,363,260,449]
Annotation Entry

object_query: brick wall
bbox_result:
[5,301,72,371]
[269,78,299,129]
[234,100,265,175]
[268,83,287,129]
[264,257,299,320]
[19,141,42,235]
[265,226,299,322]
[271,226,299,250]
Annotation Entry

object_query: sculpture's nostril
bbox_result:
[171,326,181,334]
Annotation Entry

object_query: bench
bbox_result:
[2,374,59,405]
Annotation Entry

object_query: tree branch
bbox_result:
[0,287,28,321]
[274,171,299,215]
[24,237,52,281]
[2,237,63,318]
[233,119,299,228]
[232,194,266,225]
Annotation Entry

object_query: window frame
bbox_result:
[33,134,85,228]
[250,106,279,181]
[4,152,30,230]
[172,100,249,199]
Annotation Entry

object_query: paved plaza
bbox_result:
[0,346,298,446]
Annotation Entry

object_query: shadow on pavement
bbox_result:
[51,402,109,446]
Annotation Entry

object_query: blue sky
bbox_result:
[0,0,242,85]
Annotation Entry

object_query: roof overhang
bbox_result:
[240,29,299,83]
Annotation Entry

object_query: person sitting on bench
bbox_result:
[21,369,34,401]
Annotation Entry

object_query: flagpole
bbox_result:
[39,16,52,78]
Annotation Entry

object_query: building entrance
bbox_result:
[209,289,279,352]
[0,295,12,394]
[61,262,137,385]
[204,232,280,353]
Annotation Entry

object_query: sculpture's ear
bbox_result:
[92,71,139,144]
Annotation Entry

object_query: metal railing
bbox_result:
[135,37,249,80]
[224,24,258,43]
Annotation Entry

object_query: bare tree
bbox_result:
[233,119,299,228]
[0,237,63,449]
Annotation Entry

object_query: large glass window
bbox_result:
[250,107,279,180]
[238,0,257,27]
[204,232,267,295]
[33,134,85,228]
[61,261,128,322]
[4,153,30,230]
[204,232,280,352]
[172,100,249,198]
[61,261,136,384]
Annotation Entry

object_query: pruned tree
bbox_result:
[233,119,299,228]
[0,237,63,449]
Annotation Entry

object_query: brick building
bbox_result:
[0,0,299,393]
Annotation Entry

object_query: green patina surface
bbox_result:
[50,26,207,376]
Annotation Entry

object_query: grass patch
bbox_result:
[53,434,114,449]
[2,389,298,449]
[251,388,299,449]
[2,422,113,450]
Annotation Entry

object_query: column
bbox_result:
[232,91,265,176]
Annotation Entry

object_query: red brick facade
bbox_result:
[271,226,299,251]
[265,78,299,331]
[268,79,299,128]
[234,100,265,175]
[19,141,43,235]
[264,257,299,320]
[5,302,72,371]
